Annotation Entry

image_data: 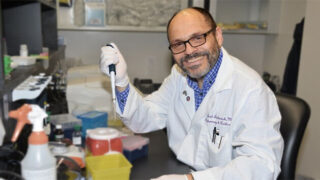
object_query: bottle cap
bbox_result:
[20,44,27,50]
[74,125,81,131]
[56,124,62,129]
[87,128,119,140]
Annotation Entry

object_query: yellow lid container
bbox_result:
[86,154,132,180]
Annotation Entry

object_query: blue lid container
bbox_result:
[76,111,108,137]
[122,135,149,162]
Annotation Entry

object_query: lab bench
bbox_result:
[62,129,191,179]
[130,130,191,180]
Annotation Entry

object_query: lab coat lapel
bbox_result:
[179,77,195,121]
[192,47,234,122]
[178,47,234,123]
[177,47,235,169]
[212,47,234,93]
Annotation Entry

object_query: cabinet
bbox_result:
[0,0,63,144]
[2,0,57,55]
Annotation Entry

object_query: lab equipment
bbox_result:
[54,124,64,142]
[86,127,122,156]
[0,111,4,146]
[86,153,132,180]
[106,43,117,121]
[50,141,68,155]
[0,143,24,177]
[76,111,107,138]
[50,142,85,168]
[20,44,28,57]
[50,113,82,140]
[66,65,113,115]
[11,56,36,66]
[122,135,149,162]
[3,55,12,76]
[56,155,83,180]
[72,125,82,147]
[9,104,56,180]
[12,74,52,102]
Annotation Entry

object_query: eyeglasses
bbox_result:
[169,28,214,54]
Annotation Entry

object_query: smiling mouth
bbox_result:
[184,55,204,66]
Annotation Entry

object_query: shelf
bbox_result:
[1,0,56,9]
[38,0,56,9]
[2,0,58,55]
[3,62,45,93]
[58,25,279,35]
[2,46,65,101]
[222,29,276,35]
[211,0,281,34]
[58,25,167,32]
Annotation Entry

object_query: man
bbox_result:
[100,7,283,180]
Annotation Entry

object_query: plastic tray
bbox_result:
[122,135,149,162]
[86,154,132,180]
[76,111,108,138]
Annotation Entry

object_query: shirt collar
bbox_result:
[187,49,223,91]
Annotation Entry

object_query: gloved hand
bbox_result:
[150,174,188,180]
[100,43,129,87]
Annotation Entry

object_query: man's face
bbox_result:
[168,9,223,79]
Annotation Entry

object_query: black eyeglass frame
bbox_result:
[168,28,215,54]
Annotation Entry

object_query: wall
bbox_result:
[58,0,320,178]
[58,30,172,83]
[263,0,306,85]
[58,30,266,83]
[296,0,320,179]
[223,34,265,74]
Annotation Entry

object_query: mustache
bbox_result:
[180,51,210,63]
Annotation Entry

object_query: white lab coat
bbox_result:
[118,48,284,180]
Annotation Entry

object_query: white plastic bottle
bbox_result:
[21,144,56,179]
[9,104,56,180]
[20,44,28,57]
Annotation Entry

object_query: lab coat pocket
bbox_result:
[207,132,231,167]
[210,132,228,153]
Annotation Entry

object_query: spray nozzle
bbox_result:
[9,104,47,143]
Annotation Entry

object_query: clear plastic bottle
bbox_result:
[20,44,28,57]
[54,124,64,142]
[9,104,56,180]
[72,125,82,147]
[21,144,56,180]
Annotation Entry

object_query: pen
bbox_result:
[218,136,223,149]
[212,127,216,143]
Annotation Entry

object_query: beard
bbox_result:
[177,44,220,79]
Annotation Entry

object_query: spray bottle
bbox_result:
[9,104,56,180]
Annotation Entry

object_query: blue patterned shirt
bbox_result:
[116,50,223,112]
[116,85,130,113]
[187,50,223,111]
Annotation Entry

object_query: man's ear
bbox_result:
[215,26,223,47]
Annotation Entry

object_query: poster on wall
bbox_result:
[58,0,188,31]
[105,0,182,27]
[85,0,105,27]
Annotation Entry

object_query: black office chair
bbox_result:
[276,93,310,180]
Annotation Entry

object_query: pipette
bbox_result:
[106,44,117,120]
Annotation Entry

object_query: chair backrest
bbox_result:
[276,93,310,180]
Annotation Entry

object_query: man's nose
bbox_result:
[184,42,197,55]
